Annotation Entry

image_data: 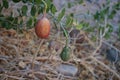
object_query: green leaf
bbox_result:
[20,19,23,24]
[22,0,28,3]
[76,24,83,30]
[103,7,109,15]
[34,0,41,5]
[106,0,110,5]
[27,17,33,27]
[104,32,110,39]
[0,4,3,12]
[39,4,44,14]
[99,26,104,35]
[12,0,21,3]
[45,0,51,12]
[3,0,9,8]
[109,10,116,19]
[13,17,18,24]
[94,11,100,20]
[6,16,14,21]
[1,21,13,29]
[0,15,5,21]
[118,25,120,39]
[28,0,33,3]
[91,35,97,42]
[63,30,68,37]
[21,5,28,16]
[33,17,37,26]
[113,3,120,10]
[58,8,65,22]
[99,10,105,20]
[107,24,113,33]
[38,7,42,14]
[50,4,57,14]
[70,13,74,17]
[66,16,73,27]
[68,2,72,8]
[78,0,83,4]
[31,5,36,16]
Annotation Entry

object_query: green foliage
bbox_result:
[50,4,57,14]
[31,5,37,16]
[27,17,33,28]
[0,0,57,30]
[12,0,21,3]
[118,25,120,39]
[92,1,120,39]
[22,0,28,3]
[21,5,28,16]
[0,0,119,40]
[3,0,9,8]
[66,15,73,27]
[0,4,3,12]
[58,8,65,22]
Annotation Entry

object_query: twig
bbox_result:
[92,39,102,56]
[73,58,96,77]
[31,39,44,74]
[16,25,20,57]
[90,56,120,79]
[3,74,26,80]
[81,30,95,48]
[102,41,120,53]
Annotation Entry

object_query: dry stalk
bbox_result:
[90,56,120,79]
[103,41,120,53]
[16,27,20,57]
[81,30,95,48]
[91,39,102,56]
[73,58,96,78]
[31,39,44,75]
[3,74,26,80]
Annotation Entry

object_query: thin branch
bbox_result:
[31,39,44,71]
[90,56,120,79]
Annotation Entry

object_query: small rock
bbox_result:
[56,64,78,76]
[18,61,26,69]
[69,29,85,43]
[0,68,5,73]
[106,48,119,63]
[69,29,80,41]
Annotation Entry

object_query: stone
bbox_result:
[56,63,78,76]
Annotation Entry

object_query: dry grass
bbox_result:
[0,27,120,80]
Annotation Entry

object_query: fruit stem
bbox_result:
[42,0,47,16]
[49,13,70,47]
[60,23,70,47]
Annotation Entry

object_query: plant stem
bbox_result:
[60,23,70,47]
[42,0,47,15]
[49,13,70,47]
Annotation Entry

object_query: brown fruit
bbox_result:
[35,16,50,38]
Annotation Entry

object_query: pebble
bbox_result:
[56,64,78,76]
[18,61,26,69]
[106,48,119,63]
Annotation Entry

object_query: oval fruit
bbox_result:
[60,46,70,61]
[35,16,50,38]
